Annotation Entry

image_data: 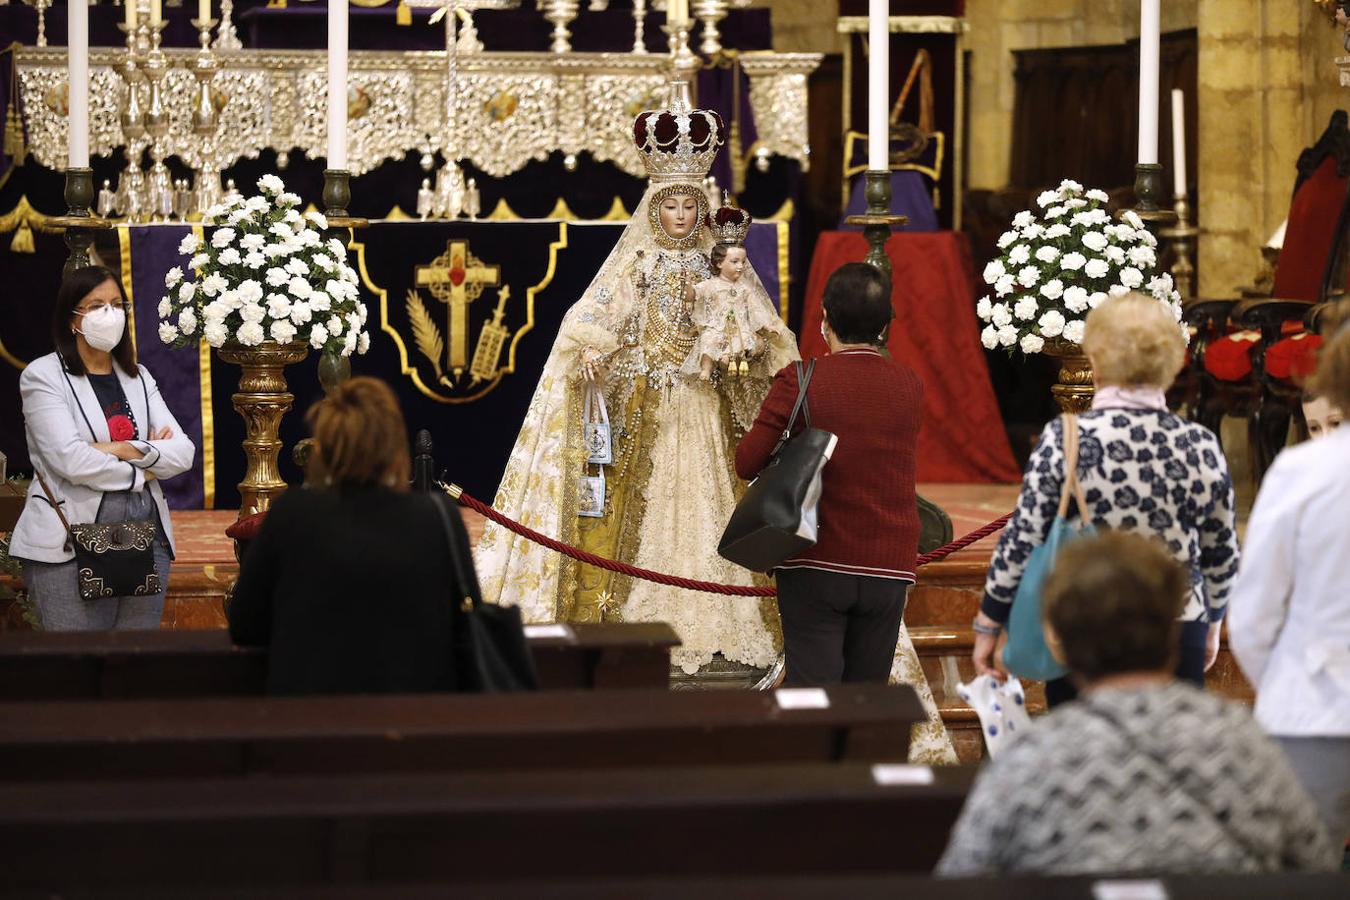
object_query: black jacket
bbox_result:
[228,484,469,695]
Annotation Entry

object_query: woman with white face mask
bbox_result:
[10,266,195,630]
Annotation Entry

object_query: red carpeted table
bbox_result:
[800,231,1020,483]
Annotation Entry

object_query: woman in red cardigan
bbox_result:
[736,263,923,686]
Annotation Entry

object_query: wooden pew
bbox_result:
[0,763,975,891]
[56,873,1350,900]
[0,683,928,780]
[0,622,680,699]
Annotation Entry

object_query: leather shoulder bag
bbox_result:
[432,491,539,692]
[718,360,838,573]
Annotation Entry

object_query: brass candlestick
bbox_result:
[52,168,112,277]
[844,169,907,278]
[1127,162,1178,228]
[1158,194,1200,300]
[321,169,369,232]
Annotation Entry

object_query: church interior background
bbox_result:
[1,0,1348,756]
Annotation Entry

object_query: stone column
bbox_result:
[1196,0,1343,296]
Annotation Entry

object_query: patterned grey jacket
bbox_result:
[983,409,1239,624]
[937,683,1339,876]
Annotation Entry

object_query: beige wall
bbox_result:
[749,0,842,54]
[1197,1,1345,295]
[964,0,1199,191]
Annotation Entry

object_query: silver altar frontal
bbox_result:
[13,46,820,182]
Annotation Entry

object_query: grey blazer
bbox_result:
[10,352,196,564]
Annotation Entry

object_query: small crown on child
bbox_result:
[706,193,752,245]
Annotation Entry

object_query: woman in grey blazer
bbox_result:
[10,266,195,630]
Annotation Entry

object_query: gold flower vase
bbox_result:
[216,341,310,518]
[1042,337,1094,413]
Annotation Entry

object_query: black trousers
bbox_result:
[776,568,909,688]
[1044,619,1210,708]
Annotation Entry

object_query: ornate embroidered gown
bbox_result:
[475,190,782,675]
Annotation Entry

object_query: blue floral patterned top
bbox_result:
[982,409,1239,624]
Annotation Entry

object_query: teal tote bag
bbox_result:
[1002,414,1095,682]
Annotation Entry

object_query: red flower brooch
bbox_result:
[108,415,136,441]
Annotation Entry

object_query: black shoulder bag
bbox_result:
[718,359,838,573]
[431,491,539,692]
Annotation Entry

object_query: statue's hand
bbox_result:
[581,347,604,383]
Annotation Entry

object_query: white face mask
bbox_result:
[75,305,127,353]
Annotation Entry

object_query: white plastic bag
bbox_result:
[957,674,1033,758]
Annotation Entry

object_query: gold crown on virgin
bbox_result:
[632,81,726,184]
[705,193,752,245]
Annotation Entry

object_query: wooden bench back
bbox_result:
[0,683,926,781]
[0,763,973,891]
[0,622,680,698]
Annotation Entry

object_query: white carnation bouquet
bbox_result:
[157,174,370,357]
[977,179,1184,355]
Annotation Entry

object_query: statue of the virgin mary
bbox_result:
[475,81,956,763]
[475,81,787,675]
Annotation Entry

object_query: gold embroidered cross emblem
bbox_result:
[415,240,500,378]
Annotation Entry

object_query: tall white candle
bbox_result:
[151,0,163,26]
[1137,0,1160,165]
[1171,89,1186,197]
[327,0,349,170]
[867,0,888,171]
[199,0,210,24]
[126,0,138,30]
[67,0,90,169]
[668,0,688,26]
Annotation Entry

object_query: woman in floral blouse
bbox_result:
[972,292,1239,706]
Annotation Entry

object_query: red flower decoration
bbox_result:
[108,415,135,441]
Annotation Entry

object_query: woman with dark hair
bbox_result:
[735,262,939,694]
[10,266,195,630]
[228,377,470,695]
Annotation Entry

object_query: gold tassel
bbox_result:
[10,221,34,254]
[4,106,25,164]
[396,2,412,26]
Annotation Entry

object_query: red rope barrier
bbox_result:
[916,513,1013,567]
[448,483,1010,598]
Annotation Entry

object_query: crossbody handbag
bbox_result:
[33,364,160,601]
[718,359,839,573]
[34,471,160,601]
[431,491,539,692]
[1002,414,1095,682]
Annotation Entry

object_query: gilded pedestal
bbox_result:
[1043,338,1094,413]
[216,341,310,518]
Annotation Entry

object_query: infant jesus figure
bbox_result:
[683,200,795,383]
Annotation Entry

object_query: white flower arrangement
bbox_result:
[977,179,1185,355]
[157,176,371,357]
